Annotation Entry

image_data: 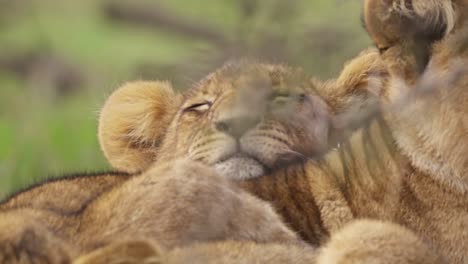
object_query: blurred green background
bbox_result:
[0,0,369,197]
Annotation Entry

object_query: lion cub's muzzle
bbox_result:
[215,115,261,140]
[208,90,330,180]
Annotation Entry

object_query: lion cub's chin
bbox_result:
[214,155,265,180]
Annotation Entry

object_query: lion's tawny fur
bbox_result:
[1,1,468,262]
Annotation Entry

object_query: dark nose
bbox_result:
[215,116,260,139]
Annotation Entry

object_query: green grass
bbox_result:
[0,0,369,198]
[0,74,109,195]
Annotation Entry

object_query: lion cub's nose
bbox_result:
[215,116,259,139]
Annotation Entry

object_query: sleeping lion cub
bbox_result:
[0,58,440,264]
[2,0,468,263]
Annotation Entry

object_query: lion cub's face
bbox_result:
[100,54,392,177]
[160,63,330,180]
[98,62,333,179]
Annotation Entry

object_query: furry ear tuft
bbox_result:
[335,49,387,92]
[314,49,387,145]
[317,49,387,112]
[99,81,181,173]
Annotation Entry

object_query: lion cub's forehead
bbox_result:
[186,61,311,99]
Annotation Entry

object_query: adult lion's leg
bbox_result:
[0,209,76,264]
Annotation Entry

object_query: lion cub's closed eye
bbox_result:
[183,102,212,113]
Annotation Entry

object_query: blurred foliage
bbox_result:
[0,0,369,197]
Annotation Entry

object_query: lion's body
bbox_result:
[241,110,468,264]
[0,64,327,263]
[0,56,458,264]
[2,1,468,263]
[323,117,468,263]
[0,161,306,263]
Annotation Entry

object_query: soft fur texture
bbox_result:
[0,58,439,264]
[1,1,468,263]
[80,1,468,261]
[99,81,182,173]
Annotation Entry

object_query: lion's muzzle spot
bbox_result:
[214,154,265,180]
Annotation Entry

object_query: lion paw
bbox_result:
[0,216,72,264]
[74,240,162,264]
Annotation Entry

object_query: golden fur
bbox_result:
[0,58,438,264]
[0,158,305,263]
[76,46,456,263]
[2,1,468,262]
[79,220,440,264]
[363,0,468,193]
[0,63,345,263]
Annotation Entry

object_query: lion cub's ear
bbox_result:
[99,81,182,173]
[319,49,387,110]
[316,49,387,143]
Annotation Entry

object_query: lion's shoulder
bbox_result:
[1,171,130,213]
